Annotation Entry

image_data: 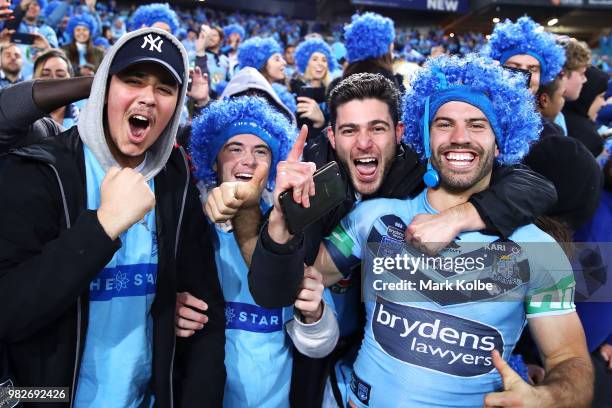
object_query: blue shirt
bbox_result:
[214,224,294,408]
[75,146,157,407]
[324,190,576,407]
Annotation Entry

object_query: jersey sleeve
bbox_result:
[522,233,576,318]
[323,207,363,278]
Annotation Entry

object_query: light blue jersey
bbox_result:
[214,225,295,408]
[75,146,157,407]
[324,190,576,407]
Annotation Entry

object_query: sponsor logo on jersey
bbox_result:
[372,299,504,377]
[225,302,283,333]
[350,371,371,405]
[89,263,157,301]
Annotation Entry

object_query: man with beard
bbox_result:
[259,54,593,407]
[0,43,23,88]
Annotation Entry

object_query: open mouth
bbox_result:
[128,114,151,142]
[442,151,477,170]
[353,157,379,181]
[234,172,254,181]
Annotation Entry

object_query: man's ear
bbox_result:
[395,121,405,145]
[327,126,336,149]
[495,144,500,158]
[212,162,217,172]
[538,93,549,110]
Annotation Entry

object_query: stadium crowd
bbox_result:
[0,1,611,407]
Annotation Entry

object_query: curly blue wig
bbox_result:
[93,36,110,49]
[190,96,296,189]
[66,13,99,43]
[129,3,179,35]
[402,54,541,166]
[294,38,339,76]
[238,36,282,71]
[344,12,395,64]
[223,23,246,40]
[482,16,565,85]
[43,0,61,17]
[271,83,297,115]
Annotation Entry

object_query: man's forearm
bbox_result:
[267,207,294,244]
[233,205,263,267]
[537,356,593,408]
[444,202,486,233]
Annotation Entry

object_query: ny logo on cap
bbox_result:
[141,34,163,53]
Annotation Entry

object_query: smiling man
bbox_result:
[262,54,593,407]
[0,28,225,407]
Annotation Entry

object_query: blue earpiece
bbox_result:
[423,161,440,188]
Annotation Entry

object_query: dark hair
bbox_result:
[328,72,400,130]
[33,48,74,78]
[604,157,612,191]
[343,54,393,79]
[536,75,563,108]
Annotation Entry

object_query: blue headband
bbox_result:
[499,49,546,80]
[422,85,501,187]
[209,120,281,170]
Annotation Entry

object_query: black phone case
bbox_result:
[279,161,346,234]
[10,33,36,45]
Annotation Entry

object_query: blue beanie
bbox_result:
[190,96,296,189]
[66,13,99,42]
[294,38,339,75]
[271,83,297,115]
[482,16,566,85]
[223,23,246,40]
[93,37,110,49]
[238,36,282,70]
[129,3,179,35]
[402,54,541,165]
[344,12,395,64]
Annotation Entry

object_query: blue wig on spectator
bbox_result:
[129,3,179,35]
[223,23,246,40]
[294,37,339,75]
[93,37,110,50]
[190,96,295,189]
[482,16,566,85]
[238,36,282,70]
[271,83,297,115]
[402,53,541,165]
[344,12,395,64]
[43,0,61,17]
[66,13,99,42]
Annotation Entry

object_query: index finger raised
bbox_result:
[287,124,308,162]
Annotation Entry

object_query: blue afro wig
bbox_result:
[294,38,339,75]
[402,54,541,165]
[43,0,61,17]
[223,23,246,40]
[190,96,296,189]
[66,13,99,43]
[344,12,395,64]
[271,83,297,115]
[482,16,566,85]
[129,3,179,35]
[238,36,282,71]
[93,37,110,49]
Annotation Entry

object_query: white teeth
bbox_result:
[446,152,474,161]
[235,173,253,179]
[132,115,149,121]
[355,158,376,164]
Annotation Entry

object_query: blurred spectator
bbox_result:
[110,16,125,41]
[32,48,79,127]
[284,43,296,78]
[0,43,23,88]
[62,14,103,74]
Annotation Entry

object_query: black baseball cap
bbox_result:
[109,30,185,85]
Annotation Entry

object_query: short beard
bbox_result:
[432,146,495,193]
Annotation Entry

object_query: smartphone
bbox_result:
[503,66,532,89]
[279,161,347,234]
[10,32,36,45]
[297,86,326,104]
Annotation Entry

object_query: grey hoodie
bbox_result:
[221,67,297,126]
[78,27,189,181]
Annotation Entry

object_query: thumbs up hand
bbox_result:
[483,350,549,408]
[204,162,268,223]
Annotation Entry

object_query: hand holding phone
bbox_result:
[10,32,36,45]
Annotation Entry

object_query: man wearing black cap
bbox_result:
[0,27,225,407]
